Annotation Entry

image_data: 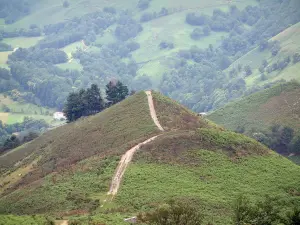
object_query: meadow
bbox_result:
[227,22,300,87]
[0,95,56,125]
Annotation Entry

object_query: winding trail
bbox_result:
[107,91,164,197]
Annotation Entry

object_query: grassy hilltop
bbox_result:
[0,92,299,224]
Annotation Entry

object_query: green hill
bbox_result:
[208,81,300,162]
[226,22,300,88]
[0,92,299,225]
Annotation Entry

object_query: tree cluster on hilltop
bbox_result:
[63,81,129,122]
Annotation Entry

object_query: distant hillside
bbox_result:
[208,81,300,162]
[3,0,300,115]
[226,22,300,88]
[208,82,300,133]
[0,91,299,225]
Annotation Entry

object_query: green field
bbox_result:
[227,22,300,87]
[2,37,44,49]
[0,51,12,68]
[0,95,56,125]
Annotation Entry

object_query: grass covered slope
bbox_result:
[116,129,300,224]
[0,91,299,224]
[151,91,212,131]
[207,81,300,134]
[227,22,300,87]
[0,92,158,184]
[0,91,212,215]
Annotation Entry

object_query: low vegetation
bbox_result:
[0,215,54,225]
[117,149,300,224]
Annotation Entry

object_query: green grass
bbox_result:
[0,215,54,225]
[207,81,300,134]
[0,155,119,215]
[227,22,300,87]
[0,92,159,182]
[56,60,83,71]
[117,150,300,224]
[0,51,12,68]
[6,114,54,124]
[152,91,212,131]
[2,37,44,48]
[0,95,57,125]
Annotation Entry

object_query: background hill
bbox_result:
[208,81,300,163]
[0,0,299,118]
[0,92,299,225]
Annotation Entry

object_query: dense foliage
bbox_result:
[0,0,31,24]
[0,0,299,116]
[160,0,300,112]
[0,117,48,154]
[63,81,128,122]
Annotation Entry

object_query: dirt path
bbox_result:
[55,220,68,225]
[107,91,164,197]
[145,91,164,131]
[107,135,159,196]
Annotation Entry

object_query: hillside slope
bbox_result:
[0,91,299,225]
[226,22,300,88]
[208,81,300,163]
[0,91,210,215]
[208,81,300,134]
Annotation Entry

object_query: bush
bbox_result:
[138,200,204,225]
[63,0,70,8]
[159,41,174,50]
[290,135,300,154]
[138,0,151,10]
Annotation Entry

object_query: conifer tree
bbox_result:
[106,80,129,106]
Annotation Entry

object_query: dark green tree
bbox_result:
[83,84,104,115]
[63,0,70,8]
[106,80,129,106]
[63,90,85,122]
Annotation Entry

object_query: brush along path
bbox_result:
[107,91,164,196]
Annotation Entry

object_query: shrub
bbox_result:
[138,200,204,225]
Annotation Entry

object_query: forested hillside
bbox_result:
[0,0,299,114]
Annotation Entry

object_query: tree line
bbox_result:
[63,81,129,122]
[137,196,300,225]
[0,117,48,155]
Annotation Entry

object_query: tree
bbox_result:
[138,0,150,10]
[138,200,204,225]
[0,68,11,80]
[244,65,252,76]
[63,1,70,8]
[293,53,300,64]
[233,195,281,225]
[106,80,129,106]
[83,84,104,115]
[63,91,85,122]
[259,39,268,51]
[290,135,300,154]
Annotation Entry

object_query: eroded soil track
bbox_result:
[107,91,164,196]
